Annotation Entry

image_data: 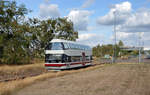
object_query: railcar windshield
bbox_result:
[45,42,64,50]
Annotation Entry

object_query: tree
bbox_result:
[56,18,78,41]
[92,44,101,57]
[92,44,121,58]
[0,0,78,64]
[0,0,30,64]
[27,18,78,58]
[118,40,124,47]
[118,40,124,57]
[92,44,113,57]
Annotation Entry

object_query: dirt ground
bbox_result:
[14,63,150,95]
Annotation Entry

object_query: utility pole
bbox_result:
[138,47,141,63]
[112,11,117,63]
[138,32,142,63]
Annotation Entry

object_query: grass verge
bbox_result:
[0,64,105,95]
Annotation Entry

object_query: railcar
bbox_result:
[45,39,92,70]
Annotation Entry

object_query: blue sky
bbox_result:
[16,0,149,16]
[14,0,150,48]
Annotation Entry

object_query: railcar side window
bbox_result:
[63,42,70,49]
[71,56,81,62]
[61,42,91,50]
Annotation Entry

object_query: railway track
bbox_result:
[0,61,111,83]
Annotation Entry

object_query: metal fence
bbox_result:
[98,56,150,64]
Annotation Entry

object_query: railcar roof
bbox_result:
[50,39,91,48]
[51,39,73,43]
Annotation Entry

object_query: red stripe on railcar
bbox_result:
[45,64,66,67]
[45,61,91,67]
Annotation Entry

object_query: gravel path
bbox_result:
[14,63,150,95]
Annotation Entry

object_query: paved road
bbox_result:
[14,63,150,95]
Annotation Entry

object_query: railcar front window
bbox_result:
[46,42,63,50]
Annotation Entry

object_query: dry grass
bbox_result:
[0,64,105,95]
[14,63,150,95]
[0,72,56,95]
[0,62,44,73]
[0,58,44,74]
[0,62,140,95]
[0,62,47,81]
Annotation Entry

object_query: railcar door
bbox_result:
[82,52,85,65]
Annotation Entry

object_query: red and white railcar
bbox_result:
[45,39,92,70]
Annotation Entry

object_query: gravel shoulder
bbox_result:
[14,63,150,95]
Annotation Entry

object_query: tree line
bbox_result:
[92,40,136,58]
[0,0,78,64]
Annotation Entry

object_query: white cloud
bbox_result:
[77,33,97,41]
[96,1,150,48]
[110,32,139,47]
[39,3,60,19]
[116,32,132,39]
[77,30,150,48]
[77,33,105,47]
[110,31,150,48]
[81,0,95,8]
[119,9,150,33]
[142,32,150,41]
[67,10,93,31]
[44,0,50,3]
[87,26,97,31]
[97,1,132,25]
[97,1,150,33]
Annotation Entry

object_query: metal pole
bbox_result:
[112,11,116,63]
[138,32,141,63]
[139,47,141,63]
